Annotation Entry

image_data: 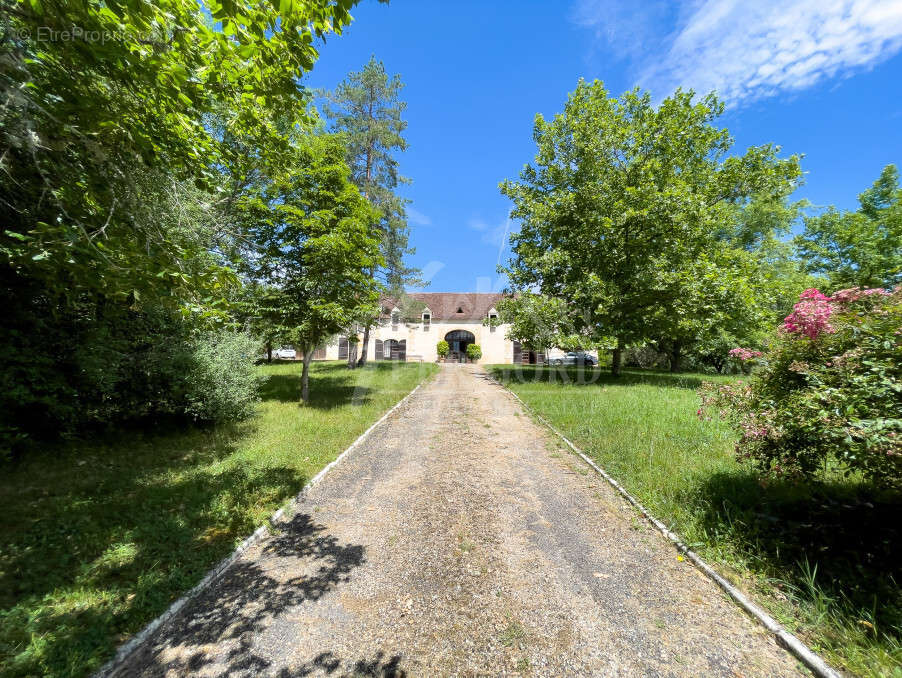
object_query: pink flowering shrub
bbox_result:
[728,347,763,361]
[782,288,835,338]
[727,347,764,374]
[700,287,902,487]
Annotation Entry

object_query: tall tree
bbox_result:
[652,193,814,372]
[0,0,364,442]
[321,56,419,366]
[245,131,381,402]
[500,81,801,375]
[796,164,902,290]
[2,0,360,308]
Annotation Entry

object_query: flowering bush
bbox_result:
[700,287,902,487]
[782,288,835,339]
[727,347,763,374]
[728,347,763,361]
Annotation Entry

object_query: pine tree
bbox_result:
[321,56,420,366]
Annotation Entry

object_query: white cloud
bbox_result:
[468,217,511,248]
[406,206,431,226]
[573,0,902,105]
[468,216,518,267]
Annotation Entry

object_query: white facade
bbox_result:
[322,316,516,363]
[320,293,518,364]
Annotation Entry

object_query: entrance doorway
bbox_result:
[378,339,406,361]
[513,341,545,365]
[444,330,475,363]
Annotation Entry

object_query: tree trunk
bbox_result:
[669,343,682,373]
[266,342,272,363]
[357,324,371,367]
[301,350,313,403]
[611,339,623,376]
[347,341,358,369]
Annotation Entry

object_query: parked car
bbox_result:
[274,347,297,359]
[550,351,597,366]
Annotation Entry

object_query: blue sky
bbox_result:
[305,0,902,293]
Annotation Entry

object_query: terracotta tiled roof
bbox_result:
[382,292,505,322]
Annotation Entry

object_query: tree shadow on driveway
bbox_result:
[124,513,369,678]
[273,650,407,677]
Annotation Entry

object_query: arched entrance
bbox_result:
[445,329,475,363]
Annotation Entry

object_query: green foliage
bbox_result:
[0,297,260,455]
[243,130,382,400]
[500,80,802,374]
[0,0,373,445]
[700,288,902,486]
[649,247,766,371]
[797,165,902,289]
[495,294,597,352]
[183,331,260,423]
[393,294,427,322]
[322,56,419,296]
[436,340,449,357]
[466,343,482,361]
[0,361,432,678]
[2,0,359,309]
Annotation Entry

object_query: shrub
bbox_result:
[700,287,902,487]
[183,330,260,423]
[0,299,260,457]
[625,344,666,369]
[466,343,482,361]
[727,347,764,374]
[436,340,449,358]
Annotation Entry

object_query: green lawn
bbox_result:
[489,365,901,678]
[0,361,435,678]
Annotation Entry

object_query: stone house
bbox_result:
[319,292,535,364]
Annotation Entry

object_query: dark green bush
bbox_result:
[0,290,259,457]
[183,330,260,422]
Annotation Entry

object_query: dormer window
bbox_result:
[488,311,498,332]
[422,311,431,330]
[456,306,464,313]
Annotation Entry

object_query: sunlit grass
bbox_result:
[0,361,435,678]
[490,364,901,678]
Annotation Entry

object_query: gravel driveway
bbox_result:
[113,365,804,677]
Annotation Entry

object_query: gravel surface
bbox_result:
[113,365,805,677]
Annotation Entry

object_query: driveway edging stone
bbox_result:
[93,376,430,678]
[487,371,841,678]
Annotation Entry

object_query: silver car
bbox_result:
[550,351,597,366]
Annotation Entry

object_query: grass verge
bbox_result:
[489,364,901,678]
[0,360,435,678]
